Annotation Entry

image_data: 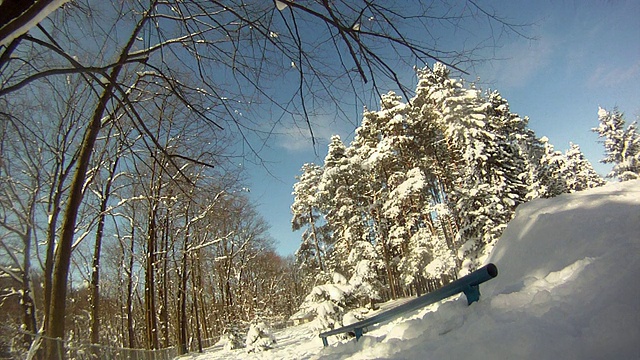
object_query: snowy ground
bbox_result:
[181,180,640,360]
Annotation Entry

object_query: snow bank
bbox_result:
[245,322,277,353]
[186,180,640,360]
[327,180,640,359]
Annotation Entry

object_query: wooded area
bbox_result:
[290,64,607,329]
[5,1,636,359]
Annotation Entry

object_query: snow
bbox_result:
[245,322,277,353]
[275,0,288,11]
[597,107,608,119]
[0,0,71,46]
[182,180,640,360]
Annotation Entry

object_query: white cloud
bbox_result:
[479,36,555,89]
[274,116,355,152]
[275,125,320,152]
[587,60,640,88]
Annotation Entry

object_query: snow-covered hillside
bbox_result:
[183,180,640,360]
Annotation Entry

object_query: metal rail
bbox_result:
[319,263,498,346]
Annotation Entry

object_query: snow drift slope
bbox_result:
[186,180,640,360]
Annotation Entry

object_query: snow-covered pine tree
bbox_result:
[485,91,535,202]
[347,241,383,308]
[383,167,455,293]
[294,272,359,331]
[317,135,364,274]
[534,139,604,197]
[416,65,519,272]
[352,91,414,299]
[593,107,640,181]
[410,63,460,198]
[245,321,276,352]
[407,64,464,280]
[218,325,244,351]
[455,90,532,269]
[535,137,569,198]
[397,225,457,294]
[292,163,327,278]
[563,143,606,191]
[446,87,505,271]
[482,90,549,201]
[301,61,578,296]
[366,95,406,268]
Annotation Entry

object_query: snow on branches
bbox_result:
[593,107,640,181]
[291,62,605,300]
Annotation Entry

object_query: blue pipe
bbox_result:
[320,263,498,346]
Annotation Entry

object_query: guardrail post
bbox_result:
[462,284,480,304]
[319,263,498,347]
[354,327,363,341]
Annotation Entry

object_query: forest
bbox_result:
[290,63,640,330]
[1,0,639,359]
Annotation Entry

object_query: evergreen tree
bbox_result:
[312,135,381,282]
[292,62,582,297]
[536,137,569,198]
[408,65,462,276]
[294,272,358,331]
[349,255,382,309]
[563,143,606,191]
[593,107,640,181]
[486,91,539,201]
[292,163,327,277]
[410,63,461,198]
[354,92,413,298]
[415,66,531,272]
[318,135,363,274]
[245,321,276,352]
[535,139,604,197]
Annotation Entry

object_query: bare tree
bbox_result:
[87,123,129,347]
[0,104,40,350]
[0,72,91,356]
[0,0,530,355]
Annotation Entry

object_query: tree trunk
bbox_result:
[159,215,170,348]
[195,256,210,342]
[374,210,397,299]
[126,223,136,349]
[21,217,37,349]
[178,244,189,354]
[176,204,190,354]
[45,87,109,359]
[89,155,119,346]
[308,206,324,272]
[44,14,147,358]
[43,173,67,331]
[191,256,203,353]
[145,200,159,350]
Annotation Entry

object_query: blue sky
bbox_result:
[244,1,640,256]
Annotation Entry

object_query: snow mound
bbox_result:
[327,180,640,359]
[245,322,276,353]
[188,180,640,359]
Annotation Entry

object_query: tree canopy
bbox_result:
[291,63,605,314]
[0,0,537,357]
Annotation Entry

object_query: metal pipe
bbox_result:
[320,263,498,345]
